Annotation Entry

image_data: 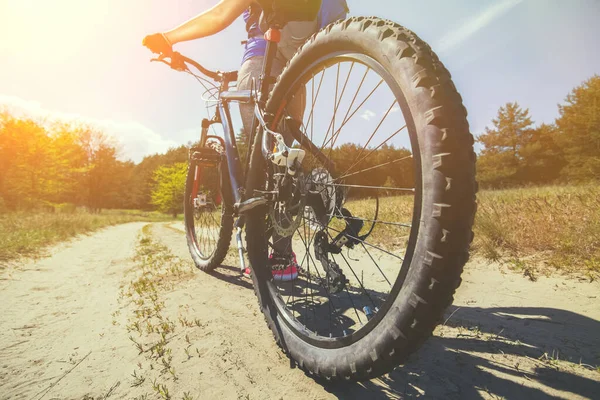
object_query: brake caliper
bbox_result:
[269,132,305,176]
[190,145,222,211]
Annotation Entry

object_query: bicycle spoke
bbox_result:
[304,219,318,326]
[302,215,404,261]
[339,100,399,177]
[319,62,355,154]
[360,242,392,287]
[322,67,373,150]
[294,225,346,335]
[319,182,414,192]
[305,70,326,143]
[335,153,413,181]
[324,82,385,152]
[325,214,412,229]
[341,124,408,179]
[266,54,420,343]
[328,238,377,311]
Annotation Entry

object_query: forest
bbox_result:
[0,75,598,215]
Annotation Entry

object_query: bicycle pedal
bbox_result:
[235,197,268,214]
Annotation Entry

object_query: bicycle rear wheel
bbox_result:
[184,141,233,271]
[245,17,477,380]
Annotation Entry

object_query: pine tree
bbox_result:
[477,102,534,186]
[555,75,600,181]
[519,123,565,183]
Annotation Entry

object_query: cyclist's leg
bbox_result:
[239,20,316,271]
[238,57,295,259]
[239,16,317,143]
[238,56,271,139]
[238,57,305,145]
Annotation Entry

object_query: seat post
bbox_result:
[258,26,281,109]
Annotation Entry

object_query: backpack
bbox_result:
[249,0,348,33]
[318,0,349,29]
[242,0,348,63]
[257,0,322,25]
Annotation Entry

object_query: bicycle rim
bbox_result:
[262,52,422,348]
[185,160,226,261]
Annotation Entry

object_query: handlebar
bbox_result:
[151,52,237,83]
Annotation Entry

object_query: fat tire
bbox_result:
[246,17,477,381]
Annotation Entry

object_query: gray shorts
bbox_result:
[237,21,317,255]
[237,19,317,143]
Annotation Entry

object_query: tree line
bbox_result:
[0,112,188,213]
[1,75,597,213]
[477,75,599,188]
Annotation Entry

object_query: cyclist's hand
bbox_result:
[142,33,172,56]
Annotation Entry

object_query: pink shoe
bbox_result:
[242,267,252,278]
[270,252,299,282]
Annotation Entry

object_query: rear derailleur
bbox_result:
[313,209,365,294]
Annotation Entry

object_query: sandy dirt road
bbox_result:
[1,222,599,399]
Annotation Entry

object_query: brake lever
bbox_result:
[149,52,187,72]
[170,52,187,72]
[150,57,170,66]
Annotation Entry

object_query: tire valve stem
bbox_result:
[236,227,246,272]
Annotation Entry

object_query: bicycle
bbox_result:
[150,15,477,381]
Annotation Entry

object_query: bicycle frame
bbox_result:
[186,28,332,212]
[194,29,280,208]
[153,26,335,244]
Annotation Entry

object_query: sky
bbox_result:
[0,0,599,162]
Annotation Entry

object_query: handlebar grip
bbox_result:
[149,52,233,82]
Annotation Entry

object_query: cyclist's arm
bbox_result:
[164,0,254,45]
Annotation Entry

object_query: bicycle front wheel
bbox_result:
[246,17,477,380]
[184,143,233,271]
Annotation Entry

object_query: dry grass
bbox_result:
[0,209,174,264]
[474,184,600,276]
[345,184,600,276]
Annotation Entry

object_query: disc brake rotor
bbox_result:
[268,172,307,237]
[304,167,336,230]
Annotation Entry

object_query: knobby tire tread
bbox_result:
[246,17,478,381]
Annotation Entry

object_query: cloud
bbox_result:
[390,105,400,113]
[0,94,177,163]
[436,0,523,55]
[360,109,377,121]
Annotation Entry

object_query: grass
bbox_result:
[0,209,175,264]
[346,184,600,276]
[3,184,598,277]
[119,226,196,399]
[474,184,600,276]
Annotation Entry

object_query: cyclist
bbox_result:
[143,0,348,281]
